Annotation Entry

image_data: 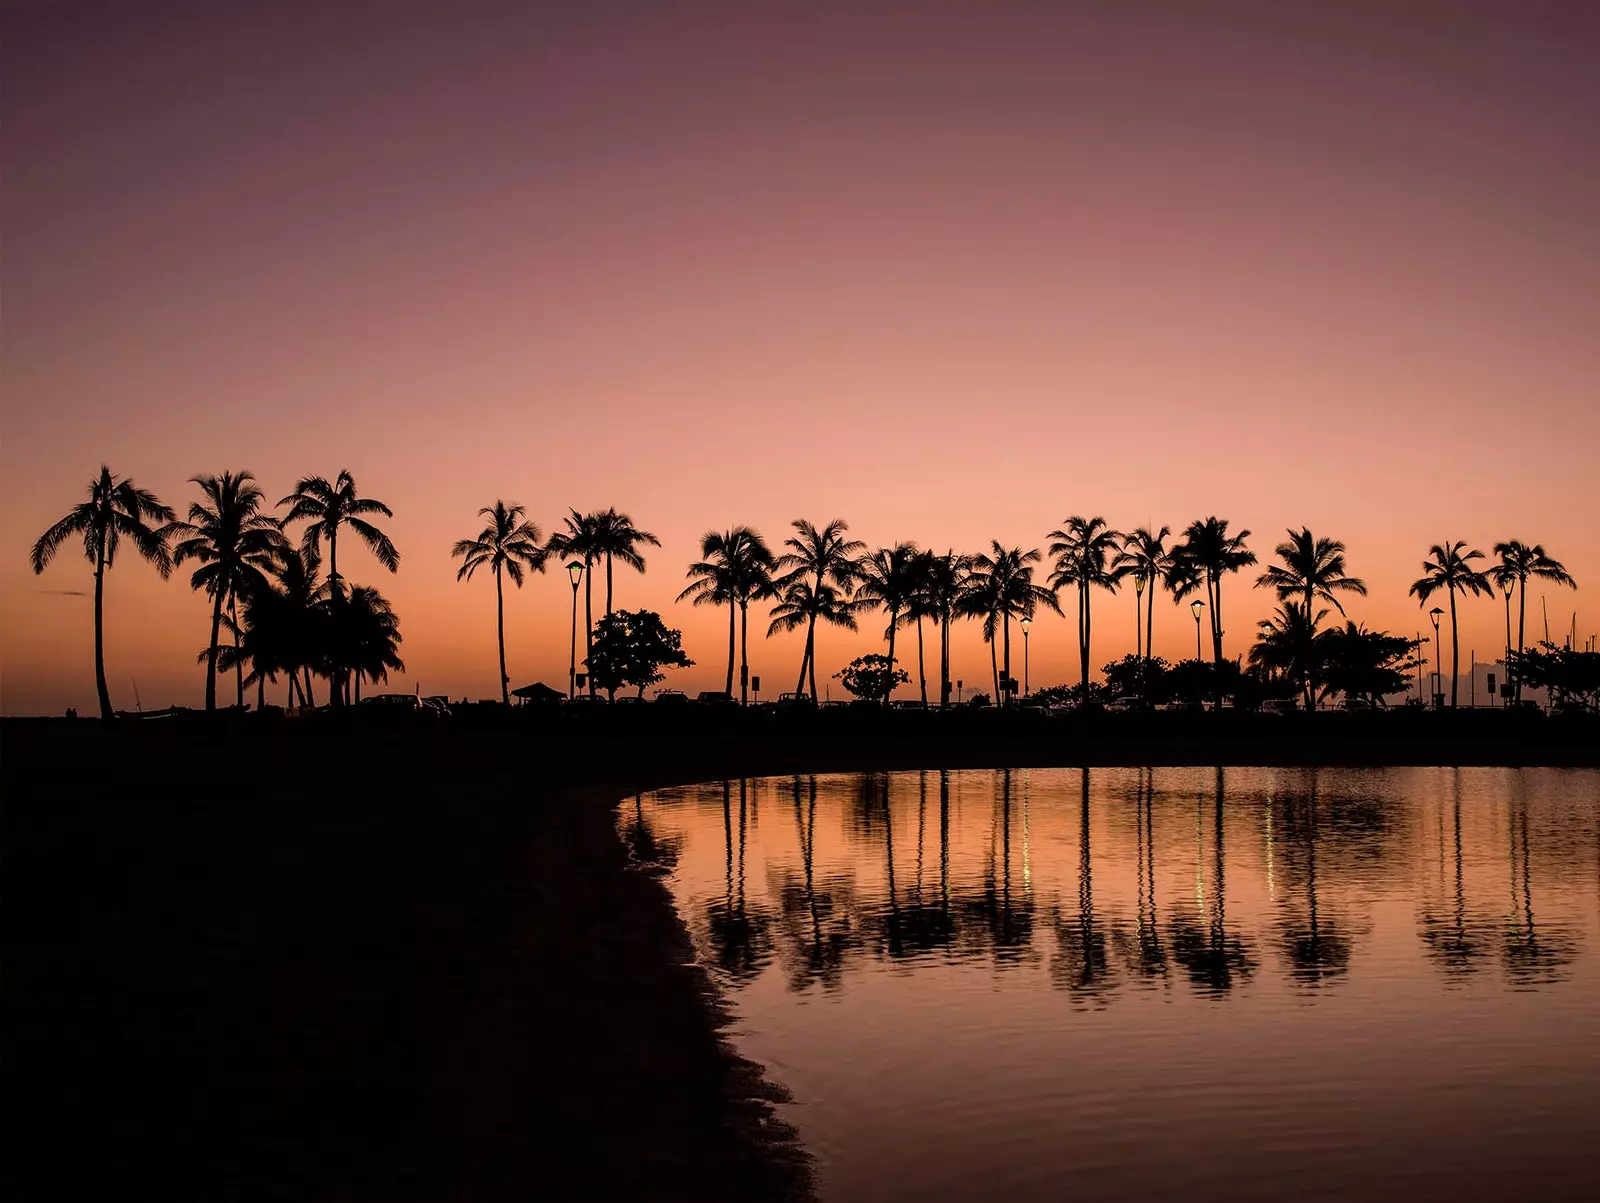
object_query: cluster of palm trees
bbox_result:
[30,466,404,719]
[33,465,1579,718]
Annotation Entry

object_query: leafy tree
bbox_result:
[1408,541,1490,708]
[29,465,175,720]
[1491,541,1576,703]
[855,542,921,705]
[1173,517,1256,665]
[451,501,548,705]
[773,519,865,699]
[678,527,775,702]
[1506,642,1600,710]
[834,654,909,703]
[1100,653,1172,706]
[586,609,693,698]
[1248,602,1325,708]
[1316,622,1425,708]
[1255,529,1366,711]
[1047,516,1124,690]
[959,541,1059,705]
[168,471,286,711]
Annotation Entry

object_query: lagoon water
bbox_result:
[629,768,1600,1202]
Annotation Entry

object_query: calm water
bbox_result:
[626,768,1600,1202]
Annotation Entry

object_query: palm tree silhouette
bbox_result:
[29,466,175,719]
[334,582,404,703]
[258,544,324,708]
[1409,541,1491,708]
[1256,529,1367,711]
[1248,602,1326,706]
[1114,525,1176,671]
[959,542,1059,705]
[774,519,865,699]
[168,472,286,712]
[451,501,548,705]
[545,509,604,695]
[1047,517,1124,692]
[589,508,659,616]
[913,551,971,709]
[1491,541,1576,703]
[1173,518,1256,665]
[678,527,776,701]
[766,580,862,699]
[855,543,921,705]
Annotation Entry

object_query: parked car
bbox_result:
[696,691,735,705]
[613,695,645,706]
[421,695,453,718]
[654,689,690,705]
[776,691,816,710]
[567,693,609,707]
[362,693,422,712]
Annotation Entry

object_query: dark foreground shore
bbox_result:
[5,710,1596,1201]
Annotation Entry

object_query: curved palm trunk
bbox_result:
[938,616,950,710]
[1146,586,1156,669]
[807,629,819,701]
[725,602,736,695]
[1516,578,1528,704]
[795,618,813,697]
[916,614,927,706]
[1134,590,1143,661]
[739,600,750,705]
[1002,614,1012,706]
[495,563,509,706]
[1503,589,1514,702]
[93,536,112,721]
[884,612,898,707]
[1212,576,1225,664]
[989,633,999,701]
[584,556,595,697]
[327,531,343,711]
[1304,584,1317,712]
[205,584,224,712]
[1081,587,1093,690]
[605,551,614,616]
[231,590,244,709]
[1449,584,1460,708]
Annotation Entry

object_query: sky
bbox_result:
[3,0,1597,714]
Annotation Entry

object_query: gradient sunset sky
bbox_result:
[4,1,1596,714]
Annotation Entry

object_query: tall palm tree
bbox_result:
[168,471,286,711]
[774,519,865,699]
[1248,602,1326,706]
[1255,529,1367,712]
[959,542,1059,705]
[590,508,659,616]
[1114,525,1175,667]
[1409,541,1491,708]
[335,583,404,703]
[451,501,548,705]
[1492,541,1576,703]
[766,580,863,699]
[913,550,971,709]
[29,466,175,720]
[1047,516,1124,691]
[1173,517,1256,665]
[545,509,604,695]
[678,527,776,702]
[278,471,398,709]
[855,543,921,705]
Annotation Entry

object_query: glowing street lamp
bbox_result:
[1190,599,1206,710]
[566,560,584,699]
[1020,616,1032,699]
[1500,575,1515,702]
[1429,606,1444,709]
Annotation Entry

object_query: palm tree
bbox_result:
[29,466,175,720]
[335,583,404,703]
[910,551,970,710]
[1409,541,1491,708]
[1113,525,1175,668]
[774,519,865,699]
[959,542,1059,705]
[1492,541,1577,703]
[766,580,862,699]
[451,501,548,705]
[1248,602,1326,706]
[855,543,921,705]
[1255,529,1366,712]
[1047,516,1124,691]
[1173,517,1256,665]
[545,509,604,695]
[167,471,286,711]
[590,508,659,616]
[678,527,776,702]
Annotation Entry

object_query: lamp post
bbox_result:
[1429,606,1444,709]
[1500,576,1515,704]
[1190,599,1205,710]
[1134,573,1146,661]
[1020,617,1031,699]
[566,560,584,699]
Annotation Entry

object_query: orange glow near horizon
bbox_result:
[3,3,1596,715]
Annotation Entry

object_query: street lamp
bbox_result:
[1500,575,1515,703]
[566,560,584,699]
[1429,606,1444,709]
[1133,573,1147,661]
[1190,599,1206,710]
[1020,616,1031,699]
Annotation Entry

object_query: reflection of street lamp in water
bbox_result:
[1190,599,1205,709]
[566,560,584,698]
[1429,606,1444,709]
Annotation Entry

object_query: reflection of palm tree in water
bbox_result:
[1054,767,1115,997]
[889,772,956,954]
[779,774,854,990]
[1132,767,1166,978]
[1279,770,1351,985]
[964,768,1033,960]
[1169,768,1254,995]
[706,779,771,982]
[1502,782,1578,985]
[1418,769,1488,977]
[621,792,680,870]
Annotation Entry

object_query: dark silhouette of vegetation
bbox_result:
[1256,529,1366,711]
[1173,517,1256,666]
[679,528,776,703]
[773,519,864,701]
[586,609,693,698]
[29,466,175,719]
[854,542,920,705]
[1506,643,1600,710]
[546,509,604,696]
[1047,516,1124,690]
[451,501,548,705]
[1114,525,1176,672]
[1492,541,1576,703]
[913,551,971,710]
[168,471,286,711]
[1409,541,1490,708]
[833,653,909,703]
[959,542,1058,705]
[589,508,660,617]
